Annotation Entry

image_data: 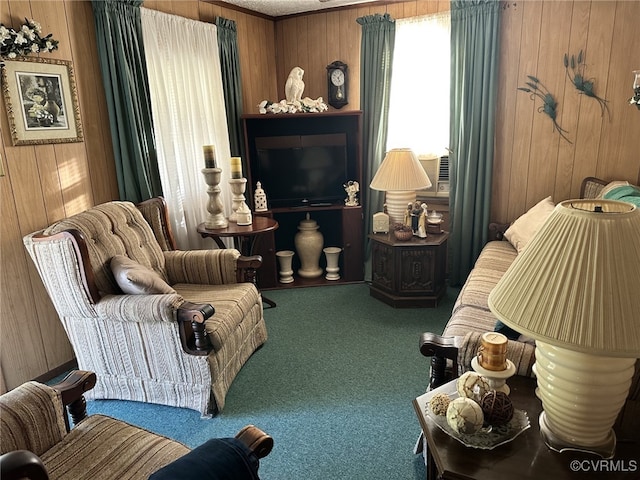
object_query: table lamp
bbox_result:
[370,148,431,225]
[488,199,640,458]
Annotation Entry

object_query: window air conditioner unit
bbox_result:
[418,155,449,197]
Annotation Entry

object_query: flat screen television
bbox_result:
[253,133,350,208]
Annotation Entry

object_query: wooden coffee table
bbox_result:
[414,375,638,479]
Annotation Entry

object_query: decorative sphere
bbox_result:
[446,397,484,434]
[429,393,451,416]
[456,372,490,402]
[481,390,514,426]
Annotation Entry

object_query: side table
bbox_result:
[197,217,278,308]
[414,376,639,480]
[369,232,448,308]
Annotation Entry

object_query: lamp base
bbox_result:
[539,411,616,459]
[533,341,635,460]
[385,190,417,226]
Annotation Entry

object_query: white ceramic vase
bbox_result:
[276,250,295,283]
[323,247,342,280]
[294,213,323,279]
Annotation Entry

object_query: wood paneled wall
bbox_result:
[1,0,117,391]
[493,0,640,222]
[273,1,449,113]
[2,0,639,390]
[275,0,639,224]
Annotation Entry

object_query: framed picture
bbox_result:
[1,57,83,146]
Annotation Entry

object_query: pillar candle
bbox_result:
[478,332,508,371]
[230,157,242,179]
[203,145,216,168]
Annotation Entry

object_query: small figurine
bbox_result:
[344,180,359,206]
[418,203,428,238]
[404,203,412,228]
[236,202,253,226]
[410,201,422,235]
[254,181,268,212]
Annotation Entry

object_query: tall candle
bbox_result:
[230,157,242,179]
[203,145,216,168]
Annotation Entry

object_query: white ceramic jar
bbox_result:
[294,213,324,278]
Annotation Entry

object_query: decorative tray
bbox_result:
[414,380,530,450]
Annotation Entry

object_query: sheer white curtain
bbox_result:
[387,12,451,157]
[141,8,232,250]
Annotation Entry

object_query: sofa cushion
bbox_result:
[173,283,262,351]
[40,414,189,480]
[111,255,176,295]
[443,305,499,338]
[452,241,517,315]
[504,196,555,253]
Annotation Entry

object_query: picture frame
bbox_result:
[1,57,83,146]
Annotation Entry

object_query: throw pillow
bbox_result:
[597,180,630,199]
[110,255,176,295]
[504,196,555,254]
[603,184,640,208]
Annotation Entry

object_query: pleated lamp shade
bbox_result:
[488,199,640,357]
[370,148,432,225]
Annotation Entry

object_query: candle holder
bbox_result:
[201,167,228,229]
[228,177,248,223]
[471,357,516,395]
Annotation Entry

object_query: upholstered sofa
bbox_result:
[0,371,273,480]
[420,177,640,438]
[23,198,267,416]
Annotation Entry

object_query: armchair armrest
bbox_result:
[236,255,262,284]
[177,301,215,355]
[419,333,459,389]
[0,450,48,480]
[96,295,214,355]
[163,249,260,285]
[50,370,97,428]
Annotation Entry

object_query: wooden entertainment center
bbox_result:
[242,111,364,289]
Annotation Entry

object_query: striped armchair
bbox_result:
[0,371,273,480]
[23,198,267,416]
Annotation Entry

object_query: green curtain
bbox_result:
[91,0,162,202]
[357,13,395,280]
[448,0,500,286]
[216,17,244,158]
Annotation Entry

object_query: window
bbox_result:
[386,12,451,159]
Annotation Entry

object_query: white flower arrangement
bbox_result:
[258,97,328,114]
[1,18,59,59]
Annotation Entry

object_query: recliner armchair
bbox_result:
[0,371,273,480]
[23,198,267,416]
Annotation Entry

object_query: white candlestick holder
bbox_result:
[228,177,248,223]
[471,357,516,395]
[201,167,228,229]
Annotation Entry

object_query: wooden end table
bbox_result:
[197,217,278,308]
[414,376,639,479]
[369,232,448,308]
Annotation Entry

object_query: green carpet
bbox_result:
[86,283,458,479]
